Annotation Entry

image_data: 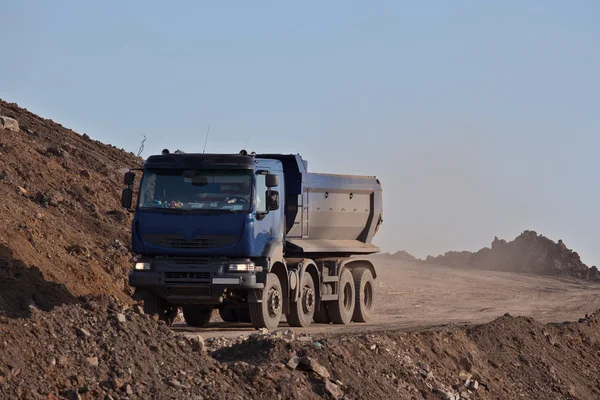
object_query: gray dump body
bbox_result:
[257,154,383,257]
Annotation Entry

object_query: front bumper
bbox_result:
[129,258,265,304]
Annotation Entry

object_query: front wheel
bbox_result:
[219,308,238,322]
[287,272,316,327]
[143,292,177,326]
[183,305,212,328]
[249,273,283,330]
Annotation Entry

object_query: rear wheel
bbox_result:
[143,292,177,326]
[182,305,212,328]
[249,273,283,330]
[327,269,355,324]
[313,303,331,324]
[287,272,316,327]
[219,308,238,322]
[352,268,375,322]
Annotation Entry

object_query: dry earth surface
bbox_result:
[177,257,600,339]
[3,99,600,399]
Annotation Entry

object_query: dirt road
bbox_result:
[176,257,600,339]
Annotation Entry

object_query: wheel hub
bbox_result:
[302,288,315,314]
[268,288,282,317]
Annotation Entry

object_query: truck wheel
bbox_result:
[235,308,251,323]
[143,292,176,326]
[327,269,355,324]
[287,272,316,327]
[249,273,283,330]
[182,305,212,328]
[352,268,375,322]
[313,303,331,324]
[219,308,238,322]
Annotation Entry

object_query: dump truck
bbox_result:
[122,150,383,330]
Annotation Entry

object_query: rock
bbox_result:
[191,335,205,352]
[124,384,133,395]
[258,328,269,335]
[116,313,126,324]
[0,116,19,132]
[77,328,91,338]
[469,380,479,390]
[325,380,344,399]
[85,357,99,367]
[152,314,160,322]
[18,186,28,195]
[435,388,457,400]
[487,359,499,368]
[134,305,145,315]
[46,146,69,158]
[417,361,431,372]
[57,356,69,366]
[369,344,377,351]
[519,354,531,367]
[299,357,330,379]
[459,370,472,381]
[110,377,124,391]
[168,379,187,389]
[286,356,301,370]
[458,357,473,372]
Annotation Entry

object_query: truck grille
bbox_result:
[165,272,211,280]
[144,234,236,249]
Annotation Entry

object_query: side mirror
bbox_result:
[267,190,279,211]
[266,174,279,188]
[121,188,133,209]
[124,171,136,186]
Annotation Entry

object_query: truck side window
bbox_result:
[256,174,267,213]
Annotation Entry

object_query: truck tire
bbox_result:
[287,272,316,327]
[219,308,238,322]
[327,269,355,324]
[249,273,283,330]
[143,292,177,326]
[352,268,375,322]
[313,303,331,324]
[182,305,212,328]
[235,308,251,323]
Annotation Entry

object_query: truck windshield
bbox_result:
[138,169,252,212]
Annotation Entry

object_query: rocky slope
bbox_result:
[0,99,140,317]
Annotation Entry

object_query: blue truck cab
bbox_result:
[122,150,383,330]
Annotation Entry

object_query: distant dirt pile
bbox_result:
[424,231,600,281]
[0,99,140,315]
[1,297,600,399]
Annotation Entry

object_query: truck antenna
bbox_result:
[203,122,211,154]
[244,132,252,149]
[137,135,146,158]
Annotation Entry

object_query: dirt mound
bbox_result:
[375,250,419,262]
[0,99,140,315]
[424,231,600,281]
[1,297,599,399]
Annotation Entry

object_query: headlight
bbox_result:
[227,262,256,272]
[134,262,151,270]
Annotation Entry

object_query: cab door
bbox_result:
[253,162,284,253]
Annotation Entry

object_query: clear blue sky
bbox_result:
[2,1,599,265]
